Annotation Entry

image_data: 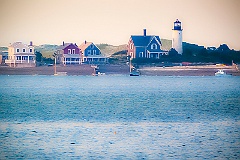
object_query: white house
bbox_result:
[5,42,35,67]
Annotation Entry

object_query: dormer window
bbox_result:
[16,48,20,53]
[23,48,26,52]
[151,44,157,50]
[68,49,71,54]
[29,48,32,53]
[72,49,75,54]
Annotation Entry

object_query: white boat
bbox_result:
[98,72,105,75]
[215,69,230,76]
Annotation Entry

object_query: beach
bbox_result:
[0,64,239,76]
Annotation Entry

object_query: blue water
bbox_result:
[0,75,240,159]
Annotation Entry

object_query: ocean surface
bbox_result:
[0,75,239,159]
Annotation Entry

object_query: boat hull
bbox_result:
[130,73,139,76]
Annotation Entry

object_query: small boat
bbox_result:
[130,67,140,76]
[129,57,140,76]
[98,72,105,75]
[215,69,230,76]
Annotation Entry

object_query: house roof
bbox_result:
[58,43,78,50]
[78,42,93,51]
[9,42,30,48]
[131,35,161,47]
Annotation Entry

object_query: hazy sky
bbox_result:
[0,0,239,50]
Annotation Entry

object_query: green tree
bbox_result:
[35,51,43,62]
[218,44,230,52]
[168,48,178,57]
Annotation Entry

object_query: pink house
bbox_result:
[56,42,81,65]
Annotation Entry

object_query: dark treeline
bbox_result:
[131,43,240,65]
[181,43,240,64]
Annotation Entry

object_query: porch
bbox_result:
[5,55,36,67]
[82,57,108,64]
[146,52,168,59]
[62,58,81,65]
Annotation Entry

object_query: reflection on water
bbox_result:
[0,75,240,159]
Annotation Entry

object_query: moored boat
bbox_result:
[130,67,140,76]
[215,69,230,76]
[129,56,140,76]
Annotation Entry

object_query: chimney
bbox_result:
[30,41,33,46]
[63,41,65,46]
[84,40,87,44]
[143,29,146,36]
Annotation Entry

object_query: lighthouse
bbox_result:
[172,19,183,54]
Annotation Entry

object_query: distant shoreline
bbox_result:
[0,64,239,76]
[139,65,240,76]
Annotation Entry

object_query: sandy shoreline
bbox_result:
[139,65,240,76]
[0,64,239,76]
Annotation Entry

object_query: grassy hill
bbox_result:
[0,47,8,52]
[34,44,59,58]
[96,44,127,57]
[161,39,172,51]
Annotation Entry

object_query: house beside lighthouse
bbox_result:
[172,19,183,54]
[127,29,168,59]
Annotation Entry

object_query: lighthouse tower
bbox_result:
[172,19,183,54]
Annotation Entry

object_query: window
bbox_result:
[29,48,32,53]
[130,43,133,49]
[130,52,133,58]
[16,48,20,53]
[151,44,157,50]
[139,52,143,58]
[72,49,75,54]
[23,48,26,52]
[68,49,71,54]
[88,50,91,55]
